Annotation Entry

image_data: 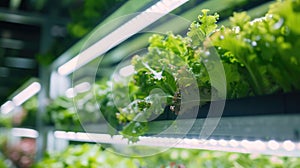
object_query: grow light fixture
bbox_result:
[57,0,189,76]
[0,100,15,114]
[12,128,39,138]
[12,81,41,106]
[119,65,135,77]
[268,140,280,150]
[0,81,41,114]
[65,88,76,98]
[54,131,300,157]
[74,82,91,93]
[65,82,91,98]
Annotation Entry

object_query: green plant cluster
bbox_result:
[110,0,300,142]
[34,144,142,168]
[0,116,11,128]
[34,143,300,168]
[212,0,300,95]
[47,95,99,131]
[0,155,8,168]
[0,97,38,128]
[46,96,83,131]
[21,97,38,127]
[45,0,300,142]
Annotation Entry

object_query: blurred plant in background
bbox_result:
[67,0,125,38]
[34,143,300,168]
[36,0,126,65]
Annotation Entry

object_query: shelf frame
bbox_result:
[53,114,300,157]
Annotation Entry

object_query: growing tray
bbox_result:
[156,92,300,120]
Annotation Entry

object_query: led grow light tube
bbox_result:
[12,128,39,138]
[1,81,41,114]
[119,65,135,77]
[0,100,15,114]
[54,131,300,157]
[57,0,189,76]
[65,82,91,98]
[12,81,41,106]
[74,82,91,93]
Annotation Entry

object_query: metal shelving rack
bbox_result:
[46,0,300,159]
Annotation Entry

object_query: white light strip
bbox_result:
[0,100,15,114]
[119,65,135,77]
[54,131,300,157]
[65,82,91,98]
[65,88,76,98]
[57,0,189,76]
[12,128,39,138]
[12,82,41,106]
[74,82,91,93]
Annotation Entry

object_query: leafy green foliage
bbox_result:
[116,9,241,142]
[0,116,11,128]
[120,121,148,143]
[47,0,300,142]
[46,96,82,131]
[34,144,144,168]
[68,0,126,38]
[34,144,300,168]
[47,81,111,132]
[20,97,39,127]
[187,9,219,47]
[212,0,300,94]
[0,97,38,128]
[0,155,8,168]
[94,81,127,134]
[120,0,300,142]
